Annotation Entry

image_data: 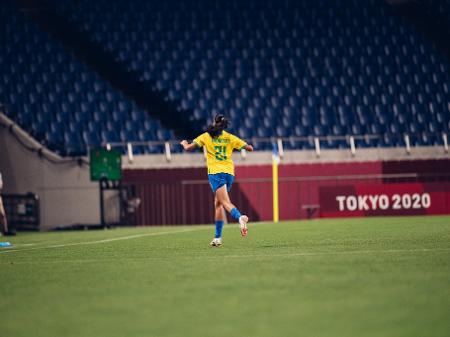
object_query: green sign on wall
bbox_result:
[89,148,122,181]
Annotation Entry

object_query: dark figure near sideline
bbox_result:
[0,172,13,236]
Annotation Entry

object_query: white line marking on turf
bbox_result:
[1,246,448,263]
[0,222,273,255]
[0,227,207,254]
[213,247,450,260]
[11,243,37,247]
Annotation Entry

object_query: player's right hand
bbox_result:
[180,140,188,148]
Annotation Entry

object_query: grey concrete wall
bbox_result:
[0,127,100,230]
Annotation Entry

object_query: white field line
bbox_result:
[0,221,272,255]
[2,220,448,258]
[1,246,448,262]
[0,227,208,254]
[212,247,450,260]
[8,243,37,247]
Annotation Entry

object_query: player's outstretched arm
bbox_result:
[180,140,198,151]
[244,144,254,152]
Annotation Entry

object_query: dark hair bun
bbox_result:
[207,115,230,137]
[214,115,229,128]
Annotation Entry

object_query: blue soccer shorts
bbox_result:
[208,173,235,193]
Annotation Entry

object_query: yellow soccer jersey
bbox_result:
[193,131,247,175]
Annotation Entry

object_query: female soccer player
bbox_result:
[180,115,254,247]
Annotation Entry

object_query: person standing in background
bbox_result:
[0,171,11,236]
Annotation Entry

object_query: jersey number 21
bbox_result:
[214,146,227,161]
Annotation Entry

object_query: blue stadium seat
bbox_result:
[101,130,120,143]
[82,131,101,147]
[120,130,139,142]
[64,131,84,156]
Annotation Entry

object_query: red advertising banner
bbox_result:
[319,183,450,217]
[124,160,450,225]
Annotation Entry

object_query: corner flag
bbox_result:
[272,143,280,223]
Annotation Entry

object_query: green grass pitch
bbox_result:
[1,216,449,337]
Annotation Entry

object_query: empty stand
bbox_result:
[54,0,449,150]
[0,1,174,155]
[0,0,449,155]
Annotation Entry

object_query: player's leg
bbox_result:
[0,197,9,235]
[215,185,236,212]
[214,196,225,238]
[215,185,248,236]
[210,197,225,246]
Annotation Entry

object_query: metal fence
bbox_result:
[103,132,449,160]
[2,193,40,231]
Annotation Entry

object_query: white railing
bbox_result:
[100,132,449,162]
